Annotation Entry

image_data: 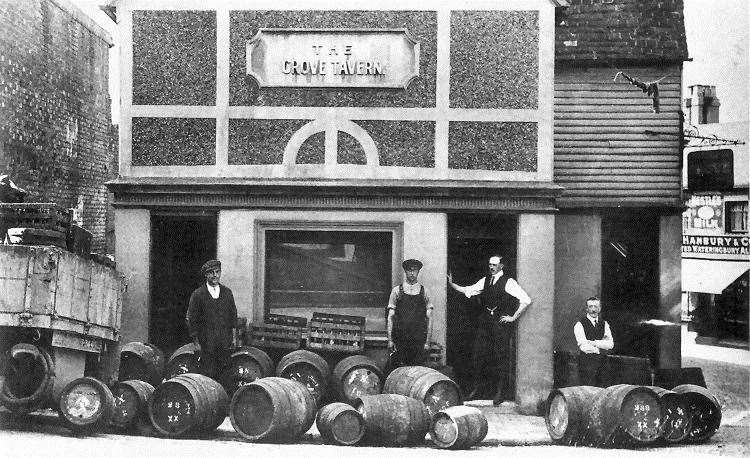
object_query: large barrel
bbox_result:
[119,342,164,386]
[111,380,155,430]
[672,384,721,443]
[229,376,316,442]
[584,384,663,448]
[148,373,229,437]
[430,405,488,449]
[545,385,604,445]
[165,343,201,379]
[0,343,55,413]
[353,394,431,446]
[331,355,383,404]
[648,386,690,443]
[316,402,366,446]
[276,350,330,405]
[221,346,273,397]
[383,366,461,417]
[145,343,166,380]
[58,376,115,433]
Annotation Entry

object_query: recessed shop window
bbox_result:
[264,230,392,312]
[687,149,734,191]
[726,201,749,233]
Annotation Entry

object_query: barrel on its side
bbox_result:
[165,343,201,379]
[111,380,155,430]
[276,350,330,405]
[144,343,165,381]
[545,385,604,445]
[148,373,229,437]
[221,346,273,397]
[331,355,383,404]
[316,402,366,446]
[0,343,55,413]
[383,366,461,417]
[430,405,488,449]
[648,386,691,444]
[672,384,721,444]
[229,376,316,442]
[58,376,115,433]
[119,342,163,387]
[354,394,431,446]
[584,384,663,448]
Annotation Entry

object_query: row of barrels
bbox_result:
[545,384,722,448]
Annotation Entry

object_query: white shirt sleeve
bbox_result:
[504,278,532,305]
[574,321,600,354]
[386,286,399,310]
[593,322,614,351]
[454,277,487,298]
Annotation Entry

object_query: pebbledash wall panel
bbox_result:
[0,0,115,252]
[553,65,683,207]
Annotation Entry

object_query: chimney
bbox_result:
[684,85,721,125]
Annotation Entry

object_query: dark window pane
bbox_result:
[687,149,734,191]
[265,230,392,310]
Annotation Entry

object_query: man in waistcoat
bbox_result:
[186,259,238,380]
[387,259,433,370]
[448,255,532,405]
[573,296,614,386]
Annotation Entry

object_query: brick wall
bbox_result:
[0,0,115,252]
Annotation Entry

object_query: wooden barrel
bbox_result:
[276,349,330,405]
[145,343,165,381]
[58,376,115,433]
[221,346,273,397]
[584,384,663,448]
[119,342,163,386]
[111,380,155,430]
[383,366,461,417]
[316,402,366,445]
[545,385,604,445]
[148,373,229,437]
[331,355,383,404]
[0,343,55,413]
[229,376,316,442]
[672,384,721,443]
[430,405,488,449]
[165,343,200,379]
[648,386,691,443]
[353,394,431,446]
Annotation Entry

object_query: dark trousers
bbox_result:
[578,352,605,387]
[387,339,427,374]
[199,347,230,380]
[471,320,513,397]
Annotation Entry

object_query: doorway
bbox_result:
[149,214,217,357]
[447,213,518,397]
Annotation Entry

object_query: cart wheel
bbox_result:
[58,376,115,434]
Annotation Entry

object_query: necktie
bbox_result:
[593,319,598,327]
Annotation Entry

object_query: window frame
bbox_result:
[725,200,749,233]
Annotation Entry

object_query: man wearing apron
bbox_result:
[448,255,532,405]
[387,259,433,370]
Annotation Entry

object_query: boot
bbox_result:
[492,380,505,406]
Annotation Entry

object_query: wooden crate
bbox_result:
[307,312,365,354]
[248,314,306,350]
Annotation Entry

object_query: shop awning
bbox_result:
[682,258,749,294]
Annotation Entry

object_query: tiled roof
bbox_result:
[555,0,689,64]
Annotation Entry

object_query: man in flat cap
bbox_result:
[186,259,237,380]
[386,259,433,370]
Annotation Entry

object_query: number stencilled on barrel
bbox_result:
[287,368,323,402]
[622,392,661,441]
[344,368,380,399]
[155,394,193,431]
[112,387,137,422]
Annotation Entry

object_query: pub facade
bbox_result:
[107,0,685,413]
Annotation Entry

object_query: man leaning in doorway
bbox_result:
[573,296,614,386]
[387,259,433,370]
[186,259,238,380]
[447,255,532,405]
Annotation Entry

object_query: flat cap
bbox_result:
[200,259,221,275]
[402,259,423,270]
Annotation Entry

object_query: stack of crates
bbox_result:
[0,203,71,248]
[248,314,307,350]
[306,312,365,354]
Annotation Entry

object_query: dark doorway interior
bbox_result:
[447,213,518,398]
[150,214,217,357]
[601,209,660,362]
